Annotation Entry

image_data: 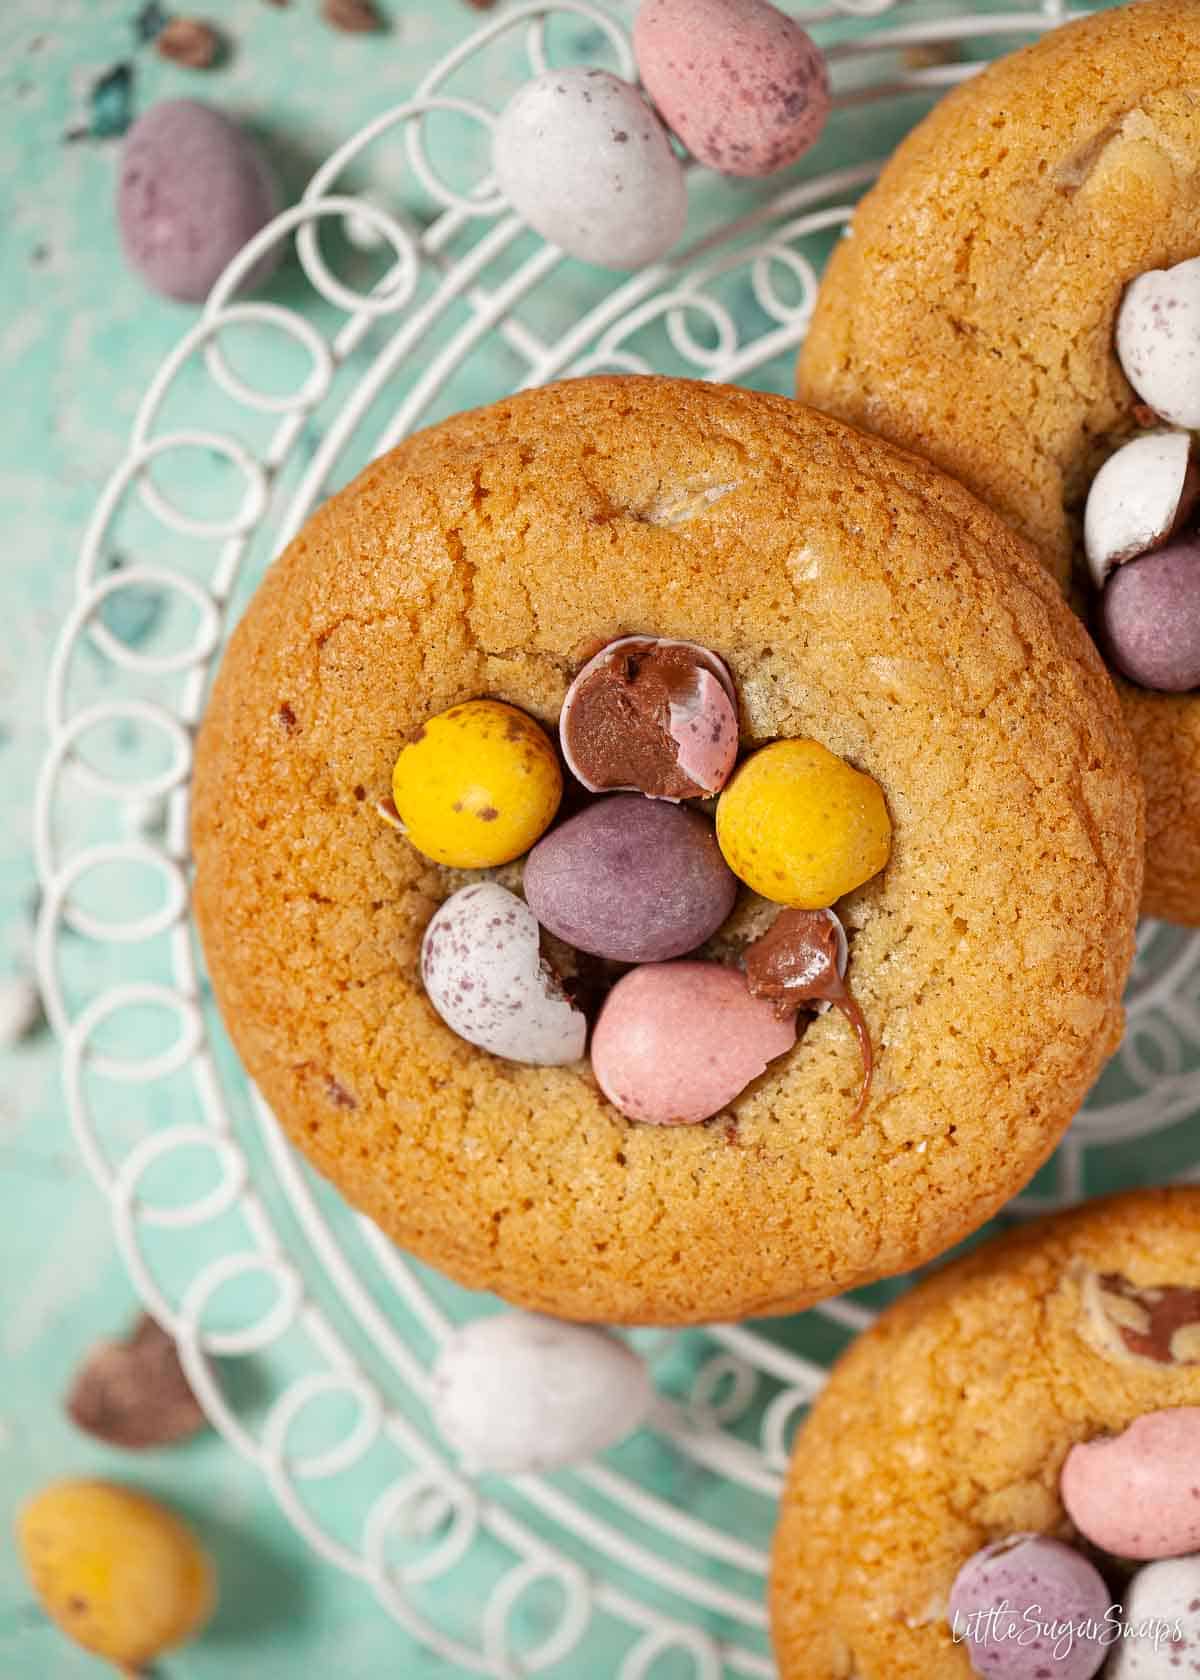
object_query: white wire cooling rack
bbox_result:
[32,3,1200,1675]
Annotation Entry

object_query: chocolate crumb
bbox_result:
[321,0,384,31]
[66,1314,206,1449]
[156,17,221,68]
[325,1076,357,1110]
[277,702,297,733]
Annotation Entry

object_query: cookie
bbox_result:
[191,376,1142,1326]
[797,0,1200,926]
[770,1187,1200,1679]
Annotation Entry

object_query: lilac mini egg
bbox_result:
[634,0,830,178]
[947,1534,1110,1680]
[421,883,586,1066]
[591,960,795,1124]
[1101,536,1200,692]
[118,100,281,302]
[1060,1407,1200,1560]
[523,795,737,964]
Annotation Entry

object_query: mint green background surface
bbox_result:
[0,2,1165,1677]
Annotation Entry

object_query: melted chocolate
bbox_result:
[744,908,873,1123]
[1094,1272,1200,1366]
[563,639,710,799]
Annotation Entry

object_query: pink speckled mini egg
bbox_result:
[118,100,281,303]
[633,0,830,178]
[591,960,796,1124]
[1060,1407,1200,1560]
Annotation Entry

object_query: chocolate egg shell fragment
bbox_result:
[591,960,796,1124]
[1116,255,1200,428]
[421,883,587,1065]
[634,0,830,178]
[491,69,686,271]
[1101,536,1200,692]
[743,908,873,1121]
[1083,430,1198,588]
[524,795,737,964]
[560,636,739,799]
[1081,1270,1200,1367]
[65,1315,206,1449]
[117,100,281,303]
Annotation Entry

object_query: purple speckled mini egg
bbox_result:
[118,99,281,303]
[634,0,830,178]
[421,882,586,1066]
[1101,537,1200,693]
[947,1534,1110,1680]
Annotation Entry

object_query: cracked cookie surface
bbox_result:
[797,0,1200,924]
[191,376,1142,1325]
[770,1187,1200,1679]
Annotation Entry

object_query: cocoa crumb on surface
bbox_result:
[321,0,385,31]
[66,1314,206,1449]
[156,17,221,68]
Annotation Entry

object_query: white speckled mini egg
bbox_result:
[431,1311,655,1473]
[492,67,687,269]
[420,882,586,1066]
[1116,256,1200,428]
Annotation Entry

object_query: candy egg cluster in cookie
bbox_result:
[951,1401,1200,1680]
[391,636,891,1127]
[1083,259,1200,694]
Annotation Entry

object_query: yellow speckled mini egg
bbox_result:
[716,738,891,907]
[392,699,562,869]
[16,1478,215,1669]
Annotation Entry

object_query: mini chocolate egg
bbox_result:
[1107,1555,1200,1678]
[716,739,892,908]
[1083,431,1198,588]
[1117,257,1200,427]
[523,795,737,963]
[421,884,586,1066]
[17,1480,215,1671]
[1060,1407,1200,1559]
[492,68,687,269]
[634,0,830,178]
[431,1311,654,1473]
[947,1534,1109,1680]
[393,699,562,869]
[1101,536,1200,692]
[559,636,739,799]
[591,960,795,1124]
[118,100,281,303]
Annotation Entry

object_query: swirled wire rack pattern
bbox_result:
[33,2,1200,1676]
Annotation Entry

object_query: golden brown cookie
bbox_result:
[797,0,1200,926]
[770,1187,1200,1680]
[191,376,1142,1326]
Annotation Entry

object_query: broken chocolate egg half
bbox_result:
[743,907,873,1122]
[1083,430,1198,588]
[559,636,739,801]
